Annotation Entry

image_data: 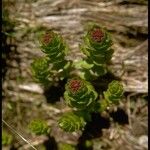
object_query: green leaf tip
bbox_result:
[28,119,51,135]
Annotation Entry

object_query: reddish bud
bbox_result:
[68,79,83,93]
[42,32,53,45]
[90,28,104,42]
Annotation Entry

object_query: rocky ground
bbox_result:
[2,0,148,150]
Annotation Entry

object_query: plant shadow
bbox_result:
[110,108,129,125]
[43,79,67,104]
[92,71,121,94]
[44,136,58,150]
[77,113,110,150]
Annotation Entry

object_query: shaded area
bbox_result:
[2,6,17,81]
[10,146,18,150]
[77,113,110,150]
[44,136,58,150]
[110,108,129,125]
[92,71,121,93]
[118,0,147,5]
[2,33,18,81]
[43,79,67,103]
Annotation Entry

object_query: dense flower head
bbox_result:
[68,79,83,94]
[90,27,104,42]
[41,31,53,45]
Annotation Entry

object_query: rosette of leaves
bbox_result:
[2,130,13,146]
[77,23,114,80]
[58,111,86,132]
[28,119,51,135]
[104,80,124,103]
[64,78,98,110]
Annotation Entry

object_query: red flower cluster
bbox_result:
[90,28,104,42]
[42,32,52,45]
[69,79,82,93]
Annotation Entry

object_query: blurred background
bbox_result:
[2,0,148,150]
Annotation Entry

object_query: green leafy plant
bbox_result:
[28,119,51,135]
[31,30,72,85]
[31,22,124,133]
[99,80,124,112]
[75,23,114,80]
[58,111,86,132]
[104,80,124,103]
[31,57,50,84]
[2,130,13,146]
[58,79,123,132]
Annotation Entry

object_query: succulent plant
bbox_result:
[40,31,66,59]
[31,31,72,85]
[58,112,86,132]
[31,57,50,84]
[28,119,51,135]
[77,23,114,80]
[81,24,113,64]
[104,80,124,104]
[64,78,98,110]
[39,31,71,71]
[29,24,124,134]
